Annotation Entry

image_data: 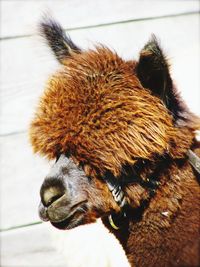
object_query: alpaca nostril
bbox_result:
[46,193,63,207]
[42,186,65,207]
[40,176,66,207]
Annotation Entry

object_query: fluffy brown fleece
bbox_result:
[30,46,198,177]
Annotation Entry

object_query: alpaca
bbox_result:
[30,17,200,267]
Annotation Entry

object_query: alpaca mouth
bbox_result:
[51,203,88,230]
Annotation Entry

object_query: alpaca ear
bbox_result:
[136,35,185,121]
[136,35,173,107]
[39,17,81,64]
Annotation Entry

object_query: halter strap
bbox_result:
[103,168,160,230]
[103,173,129,230]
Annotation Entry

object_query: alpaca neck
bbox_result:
[102,147,200,266]
[102,156,174,246]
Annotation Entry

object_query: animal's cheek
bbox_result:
[67,180,87,200]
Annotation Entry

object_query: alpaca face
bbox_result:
[30,18,195,230]
[39,154,119,230]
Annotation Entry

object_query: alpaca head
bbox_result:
[30,18,197,230]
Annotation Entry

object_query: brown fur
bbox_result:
[30,47,198,177]
[30,19,200,267]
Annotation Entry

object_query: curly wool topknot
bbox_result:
[30,46,196,176]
